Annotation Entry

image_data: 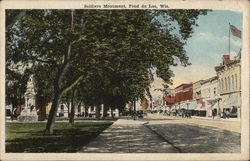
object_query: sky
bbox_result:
[150,10,242,93]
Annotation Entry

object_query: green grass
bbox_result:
[6,121,113,153]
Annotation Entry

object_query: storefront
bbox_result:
[194,104,206,117]
[221,92,241,118]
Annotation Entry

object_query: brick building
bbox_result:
[174,83,193,104]
[165,95,175,106]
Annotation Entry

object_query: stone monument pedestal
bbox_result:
[18,108,38,122]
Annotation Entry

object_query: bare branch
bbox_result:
[61,75,83,95]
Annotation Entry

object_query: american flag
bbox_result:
[230,25,241,39]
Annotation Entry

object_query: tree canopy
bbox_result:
[6,9,208,134]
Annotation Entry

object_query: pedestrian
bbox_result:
[213,110,216,119]
[226,110,230,119]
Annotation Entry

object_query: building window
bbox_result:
[225,77,227,91]
[228,76,230,91]
[232,75,234,90]
[61,105,64,110]
[235,74,237,89]
[221,79,224,92]
[218,80,221,92]
[214,87,216,94]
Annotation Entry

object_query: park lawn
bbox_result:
[6,121,113,153]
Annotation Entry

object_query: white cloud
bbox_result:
[194,32,242,48]
[196,32,214,39]
[223,36,242,47]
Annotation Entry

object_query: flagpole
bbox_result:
[229,22,231,58]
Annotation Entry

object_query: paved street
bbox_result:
[79,114,240,153]
[146,114,240,153]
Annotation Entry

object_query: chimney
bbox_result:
[222,55,230,64]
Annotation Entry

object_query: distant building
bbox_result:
[200,76,219,117]
[215,54,241,118]
[164,89,175,107]
[193,80,204,101]
[165,95,175,107]
[174,83,193,104]
[46,103,119,118]
[139,99,149,111]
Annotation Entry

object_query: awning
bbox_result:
[171,106,176,111]
[187,101,199,110]
[175,105,180,110]
[223,93,241,107]
[194,104,206,111]
[179,104,186,109]
[170,106,177,111]
[206,99,217,105]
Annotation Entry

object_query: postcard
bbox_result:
[0,0,249,161]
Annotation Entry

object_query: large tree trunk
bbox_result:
[44,93,61,135]
[133,100,136,120]
[66,102,71,118]
[129,104,132,116]
[69,89,76,124]
[78,103,81,117]
[111,108,114,120]
[84,106,89,117]
[95,105,101,120]
[102,104,108,119]
[43,10,82,135]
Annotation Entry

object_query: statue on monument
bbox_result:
[18,74,38,122]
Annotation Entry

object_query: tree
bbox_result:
[7,10,86,134]
[6,10,26,30]
[6,9,208,134]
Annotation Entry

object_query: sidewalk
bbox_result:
[79,117,179,153]
[146,113,240,133]
[148,113,240,122]
[191,116,240,122]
